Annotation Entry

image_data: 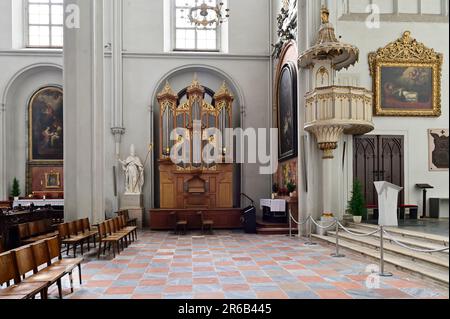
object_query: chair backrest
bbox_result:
[13,246,36,277]
[36,220,47,234]
[197,211,204,223]
[82,218,91,231]
[31,240,51,268]
[110,219,118,233]
[46,237,62,261]
[105,220,113,235]
[28,221,40,237]
[76,219,85,234]
[57,223,69,239]
[113,218,120,231]
[0,252,18,286]
[68,221,78,236]
[98,222,106,239]
[18,223,30,240]
[123,210,130,222]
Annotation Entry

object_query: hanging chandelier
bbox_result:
[181,1,230,28]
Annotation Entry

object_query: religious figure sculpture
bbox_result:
[118,144,144,194]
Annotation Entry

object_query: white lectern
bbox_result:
[374,181,403,227]
[374,181,403,277]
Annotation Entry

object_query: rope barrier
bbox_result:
[309,217,337,230]
[382,229,450,253]
[337,222,381,237]
[289,214,310,226]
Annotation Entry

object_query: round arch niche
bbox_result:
[151,66,244,209]
[1,63,63,199]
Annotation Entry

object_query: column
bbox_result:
[64,0,105,223]
[0,103,5,199]
[297,0,323,235]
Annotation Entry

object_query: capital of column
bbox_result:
[111,127,126,143]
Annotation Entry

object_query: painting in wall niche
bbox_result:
[369,31,443,117]
[277,62,298,162]
[29,86,64,162]
[429,129,449,171]
[45,172,61,189]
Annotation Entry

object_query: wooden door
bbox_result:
[353,135,404,207]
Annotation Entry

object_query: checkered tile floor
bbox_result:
[47,231,448,299]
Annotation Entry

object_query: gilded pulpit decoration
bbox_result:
[369,31,443,117]
[157,75,235,209]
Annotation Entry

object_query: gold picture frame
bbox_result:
[369,31,443,117]
[45,172,61,189]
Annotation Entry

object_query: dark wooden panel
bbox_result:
[149,209,243,230]
[354,135,404,207]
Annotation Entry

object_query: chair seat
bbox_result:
[203,220,214,225]
[24,268,66,284]
[53,258,83,271]
[0,282,47,299]
[122,226,137,232]
[177,221,188,225]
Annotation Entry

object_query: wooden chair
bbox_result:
[122,210,138,227]
[13,245,64,299]
[117,215,137,242]
[170,212,188,235]
[97,222,124,259]
[0,251,48,300]
[58,223,85,258]
[28,241,67,299]
[197,211,214,234]
[46,237,83,293]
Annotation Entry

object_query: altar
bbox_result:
[13,199,64,208]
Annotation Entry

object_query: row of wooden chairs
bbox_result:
[18,219,59,245]
[58,219,98,258]
[97,216,137,259]
[0,237,82,299]
[115,210,138,227]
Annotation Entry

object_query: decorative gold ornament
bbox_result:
[369,31,443,117]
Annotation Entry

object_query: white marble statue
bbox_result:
[118,144,144,194]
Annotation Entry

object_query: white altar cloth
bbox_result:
[260,199,286,212]
[13,199,64,207]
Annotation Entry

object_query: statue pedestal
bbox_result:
[120,193,144,229]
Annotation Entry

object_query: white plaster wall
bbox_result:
[335,12,450,214]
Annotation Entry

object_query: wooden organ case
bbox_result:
[157,76,234,210]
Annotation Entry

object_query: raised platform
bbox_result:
[148,209,243,230]
[256,219,298,235]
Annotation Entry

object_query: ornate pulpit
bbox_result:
[156,75,235,209]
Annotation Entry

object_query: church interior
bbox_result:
[0,0,449,301]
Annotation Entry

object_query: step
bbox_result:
[347,223,449,246]
[313,234,449,286]
[339,227,449,257]
[327,230,449,270]
[257,228,298,235]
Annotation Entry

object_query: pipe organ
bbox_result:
[156,75,235,209]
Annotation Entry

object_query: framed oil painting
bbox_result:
[45,172,61,189]
[277,62,298,162]
[29,86,63,162]
[369,31,443,117]
[429,129,449,172]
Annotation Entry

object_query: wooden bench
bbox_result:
[1,236,84,299]
[58,218,97,258]
[18,219,59,245]
[0,251,48,299]
[97,216,137,259]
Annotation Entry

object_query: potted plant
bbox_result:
[287,181,297,197]
[348,180,366,223]
[11,178,21,201]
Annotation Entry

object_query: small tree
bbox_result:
[11,178,21,198]
[348,180,366,218]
